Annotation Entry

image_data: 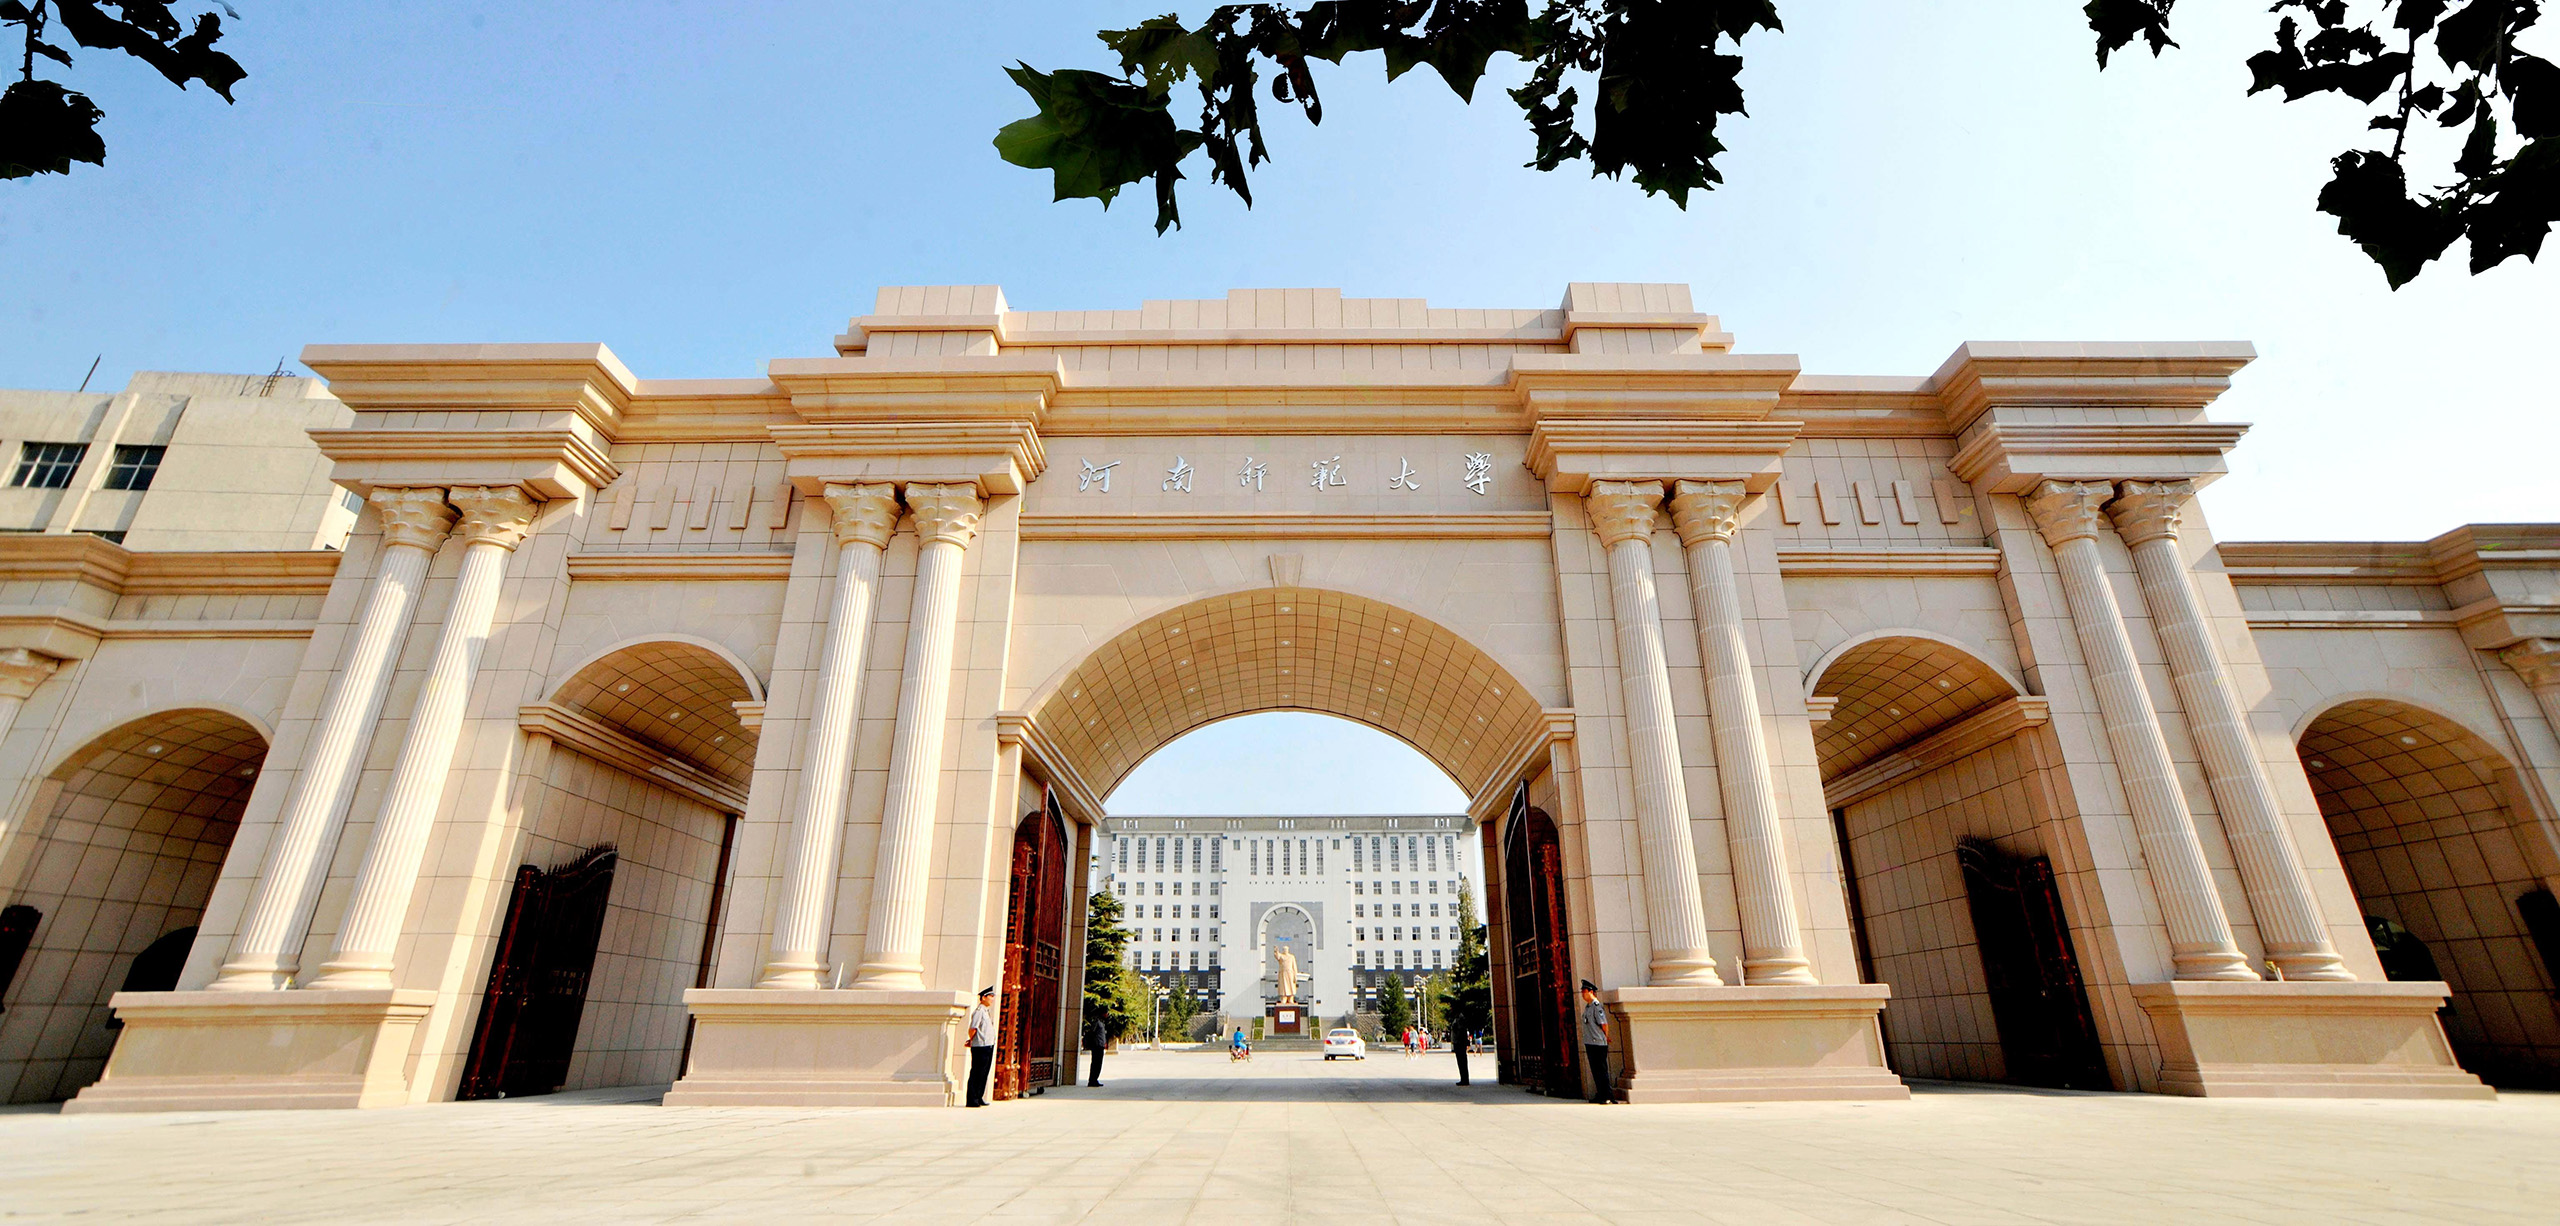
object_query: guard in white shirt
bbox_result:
[965,986,997,1107]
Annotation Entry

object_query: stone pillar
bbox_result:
[1584,480,1722,988]
[2500,638,2560,746]
[309,487,540,990]
[1667,480,1815,986]
[0,648,63,742]
[759,483,901,990]
[213,488,457,991]
[2025,480,2256,981]
[2109,481,2352,982]
[851,483,984,990]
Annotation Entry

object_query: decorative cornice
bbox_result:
[449,486,542,551]
[370,487,458,553]
[2500,639,2560,690]
[1774,547,2004,578]
[2106,479,2194,547]
[1584,480,1666,547]
[2212,541,2439,585]
[1667,479,1749,547]
[905,483,986,549]
[519,701,749,813]
[821,483,901,549]
[1926,342,2255,436]
[314,428,620,501]
[1946,421,2250,494]
[1824,696,2051,810]
[2024,480,2113,549]
[768,420,1045,495]
[1525,419,1800,494]
[565,552,794,581]
[0,647,63,700]
[765,354,1061,425]
[0,533,131,587]
[1465,709,1575,821]
[118,552,341,596]
[299,343,637,440]
[1509,353,1801,419]
[1015,512,1552,541]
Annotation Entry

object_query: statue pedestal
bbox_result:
[1267,1003,1306,1036]
[1603,984,1908,1103]
[663,988,970,1107]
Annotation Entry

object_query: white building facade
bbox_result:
[1097,814,1481,1027]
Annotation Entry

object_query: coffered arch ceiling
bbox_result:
[552,640,760,788]
[1030,586,1547,803]
[1809,634,2023,780]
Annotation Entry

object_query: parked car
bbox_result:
[1323,1028,1367,1060]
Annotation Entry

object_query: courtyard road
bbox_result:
[2,1048,2553,1223]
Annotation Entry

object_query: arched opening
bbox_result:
[0,709,267,1104]
[1050,588,1535,1089]
[2299,699,2560,1089]
[461,640,757,1098]
[1812,634,2111,1090]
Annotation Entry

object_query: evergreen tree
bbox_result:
[1083,887,1141,1040]
[1165,977,1200,1038]
[1376,972,1411,1039]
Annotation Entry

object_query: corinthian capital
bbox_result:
[0,647,62,701]
[822,482,900,550]
[449,485,542,551]
[2024,480,2114,548]
[1667,479,1750,547]
[905,483,986,549]
[2106,479,2195,547]
[2502,638,2560,690]
[370,487,458,553]
[1584,480,1667,548]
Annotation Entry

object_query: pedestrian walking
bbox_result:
[1579,980,1613,1104]
[965,986,997,1107]
[1082,1010,1108,1088]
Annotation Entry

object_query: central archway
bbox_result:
[1028,586,1549,803]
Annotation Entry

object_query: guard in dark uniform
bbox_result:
[1579,980,1614,1105]
[965,986,997,1107]
[1082,1010,1109,1087]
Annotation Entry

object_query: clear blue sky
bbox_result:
[8,3,2551,811]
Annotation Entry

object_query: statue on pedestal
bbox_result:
[1275,942,1299,1004]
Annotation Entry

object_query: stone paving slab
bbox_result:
[1,1049,2553,1223]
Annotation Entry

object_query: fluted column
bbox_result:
[0,648,62,744]
[213,488,457,990]
[1668,480,1815,985]
[851,483,985,990]
[1585,481,1723,988]
[759,482,900,989]
[2110,481,2351,981]
[310,487,540,990]
[2501,639,2560,749]
[2026,480,2256,981]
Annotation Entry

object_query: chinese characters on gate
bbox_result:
[1079,453,1499,496]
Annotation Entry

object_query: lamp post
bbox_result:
[1150,983,1171,1050]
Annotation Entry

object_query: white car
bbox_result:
[1322,1028,1367,1060]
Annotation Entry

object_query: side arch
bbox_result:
[548,633,765,704]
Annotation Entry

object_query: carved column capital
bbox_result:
[1584,480,1667,548]
[2024,480,2114,549]
[369,487,458,553]
[2107,479,2195,547]
[0,647,62,701]
[2501,638,2560,690]
[904,482,986,549]
[1667,479,1750,547]
[449,485,542,551]
[822,482,900,549]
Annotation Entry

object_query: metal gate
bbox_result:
[1501,784,1579,1097]
[996,795,1067,1099]
[458,844,619,1100]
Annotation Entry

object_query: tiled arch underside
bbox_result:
[1811,637,2019,780]
[554,642,759,787]
[1034,587,1546,802]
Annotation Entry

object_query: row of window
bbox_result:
[1111,877,1461,901]
[1353,926,1446,942]
[1359,949,1444,969]
[1112,832,1464,875]
[8,442,164,491]
[1125,948,1446,972]
[1355,901,1443,918]
[1133,903,1214,920]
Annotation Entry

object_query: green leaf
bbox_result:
[0,80,108,179]
[2458,136,2557,270]
[2086,0,2179,69]
[2316,150,2463,287]
[994,63,1203,233]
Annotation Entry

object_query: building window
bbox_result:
[339,486,365,514]
[1151,951,1162,969]
[1356,927,1366,941]
[1433,950,1444,969]
[1429,880,1440,894]
[1353,881,1363,896]
[1356,951,1367,967]
[1189,952,1199,970]
[1394,951,1405,968]
[100,444,166,491]
[12,442,87,489]
[1154,882,1164,896]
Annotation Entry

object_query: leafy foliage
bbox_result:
[2094,0,2554,286]
[1005,0,2553,286]
[995,1,1781,232]
[1436,880,1493,1040]
[1375,970,1411,1037]
[1083,887,1144,1039]
[3,0,244,180]
[1162,975,1201,1037]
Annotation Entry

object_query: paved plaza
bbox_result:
[3,1049,2554,1223]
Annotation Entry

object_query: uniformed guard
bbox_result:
[965,986,997,1107]
[1082,1010,1109,1087]
[1579,980,1613,1105]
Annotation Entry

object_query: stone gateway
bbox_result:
[3,284,2554,1110]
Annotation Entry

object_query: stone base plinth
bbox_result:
[662,988,969,1107]
[2130,980,2493,1099]
[1604,983,1909,1103]
[61,989,436,1113]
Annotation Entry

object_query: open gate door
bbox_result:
[1500,784,1580,1097]
[1956,838,2110,1091]
[459,844,619,1100]
[996,792,1068,1100]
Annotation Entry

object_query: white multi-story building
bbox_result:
[1093,814,1482,1027]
